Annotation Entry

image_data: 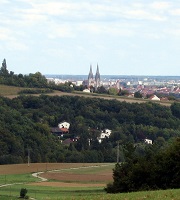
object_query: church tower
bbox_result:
[88,65,93,87]
[95,64,100,89]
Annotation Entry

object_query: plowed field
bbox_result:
[41,171,113,182]
[0,163,110,175]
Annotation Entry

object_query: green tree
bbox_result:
[97,86,107,94]
[134,91,142,98]
[171,102,180,119]
[105,138,180,193]
[108,87,118,95]
[20,188,27,198]
[0,59,9,76]
[118,89,129,96]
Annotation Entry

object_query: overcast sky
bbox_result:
[0,0,180,76]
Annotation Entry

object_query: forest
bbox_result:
[0,93,180,164]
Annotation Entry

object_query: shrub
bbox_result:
[20,188,28,198]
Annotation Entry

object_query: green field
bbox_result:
[0,85,54,96]
[52,164,114,175]
[0,174,38,185]
[0,184,180,200]
[0,164,179,200]
[0,85,24,96]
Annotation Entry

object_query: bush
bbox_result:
[20,188,28,198]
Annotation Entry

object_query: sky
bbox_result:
[0,0,180,76]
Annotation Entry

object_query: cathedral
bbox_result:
[87,64,101,89]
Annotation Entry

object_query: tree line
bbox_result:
[0,59,74,92]
[105,137,180,193]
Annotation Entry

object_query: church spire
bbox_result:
[95,64,100,80]
[88,65,93,80]
[88,65,93,86]
[95,64,100,88]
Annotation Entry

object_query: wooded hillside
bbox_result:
[0,94,179,164]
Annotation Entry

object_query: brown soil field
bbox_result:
[29,181,106,187]
[40,172,113,182]
[0,163,108,175]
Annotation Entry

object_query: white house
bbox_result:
[144,139,153,144]
[149,95,160,101]
[58,121,70,129]
[83,89,90,93]
[98,129,112,143]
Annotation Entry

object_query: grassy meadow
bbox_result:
[0,163,179,200]
[0,174,38,185]
[0,84,56,97]
[0,184,180,200]
[0,85,24,96]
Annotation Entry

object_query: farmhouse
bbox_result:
[58,121,70,129]
[98,129,112,143]
[51,121,70,137]
[144,138,153,144]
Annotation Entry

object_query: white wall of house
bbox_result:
[144,139,152,144]
[151,95,160,101]
[58,121,70,129]
[83,89,90,93]
[98,129,112,143]
[104,129,112,135]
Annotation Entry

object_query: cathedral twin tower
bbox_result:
[88,64,101,89]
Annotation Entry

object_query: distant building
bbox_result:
[149,95,160,101]
[58,121,70,129]
[83,89,90,93]
[51,121,70,138]
[87,64,101,90]
[144,139,153,145]
[98,129,112,143]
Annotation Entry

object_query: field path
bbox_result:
[0,182,23,188]
[32,172,47,182]
[29,164,114,188]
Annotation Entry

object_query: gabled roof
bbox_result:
[149,95,160,100]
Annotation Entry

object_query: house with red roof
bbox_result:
[51,121,70,137]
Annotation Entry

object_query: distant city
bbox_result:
[45,66,180,100]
